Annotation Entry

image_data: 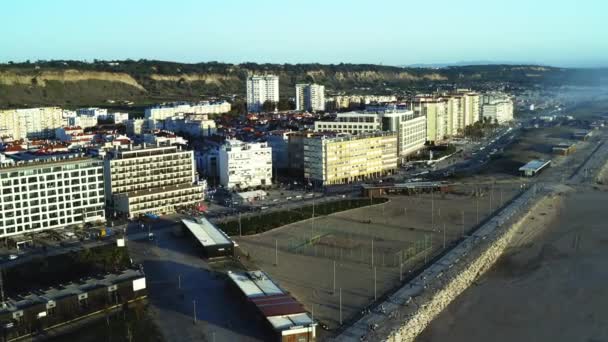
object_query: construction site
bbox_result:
[235,182,522,332]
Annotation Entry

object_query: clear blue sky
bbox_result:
[1,0,606,67]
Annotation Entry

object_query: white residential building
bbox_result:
[125,119,154,136]
[161,114,217,137]
[77,107,108,118]
[145,101,231,122]
[0,107,64,140]
[0,154,106,238]
[104,144,205,218]
[109,112,130,124]
[482,93,514,124]
[55,126,95,146]
[314,104,427,161]
[142,131,188,146]
[218,140,272,189]
[296,84,325,112]
[246,75,280,112]
[68,115,98,130]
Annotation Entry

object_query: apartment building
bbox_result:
[161,114,217,137]
[68,115,98,130]
[303,132,398,186]
[145,101,231,122]
[266,130,293,170]
[314,105,427,161]
[218,140,273,189]
[0,154,105,238]
[0,107,64,140]
[104,145,204,218]
[482,93,514,124]
[325,95,397,110]
[76,107,108,118]
[412,96,448,143]
[295,83,325,112]
[246,75,280,112]
[125,119,155,136]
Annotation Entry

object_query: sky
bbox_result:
[0,0,606,68]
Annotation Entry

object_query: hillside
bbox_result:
[0,60,605,109]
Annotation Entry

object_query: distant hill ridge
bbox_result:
[0,60,603,108]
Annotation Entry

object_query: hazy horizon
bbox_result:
[1,0,606,68]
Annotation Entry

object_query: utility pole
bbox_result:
[193,300,197,324]
[476,195,479,225]
[275,239,278,266]
[374,267,377,301]
[371,239,374,267]
[462,210,465,237]
[333,260,336,294]
[339,288,343,325]
[431,190,435,229]
[443,223,446,249]
[238,212,242,237]
[311,196,315,239]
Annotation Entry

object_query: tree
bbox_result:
[229,100,247,115]
[262,100,277,112]
[278,98,295,111]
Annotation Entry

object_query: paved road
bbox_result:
[128,224,269,342]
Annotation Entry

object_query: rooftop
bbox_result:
[181,217,233,248]
[519,159,551,172]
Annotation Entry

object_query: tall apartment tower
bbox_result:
[246,75,280,112]
[295,84,325,112]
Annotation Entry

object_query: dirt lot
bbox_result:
[482,125,591,176]
[235,183,521,333]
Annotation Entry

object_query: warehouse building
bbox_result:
[519,159,551,177]
[228,270,316,342]
[0,268,146,341]
[552,143,576,156]
[181,217,234,258]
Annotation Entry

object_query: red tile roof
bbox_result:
[250,294,305,317]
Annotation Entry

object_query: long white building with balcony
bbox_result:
[218,140,272,190]
[144,101,231,122]
[0,154,105,238]
[104,144,204,218]
[0,107,64,140]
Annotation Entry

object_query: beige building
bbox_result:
[303,132,398,185]
[104,145,204,218]
[0,107,64,140]
[412,97,448,143]
[314,105,427,162]
[482,93,514,124]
